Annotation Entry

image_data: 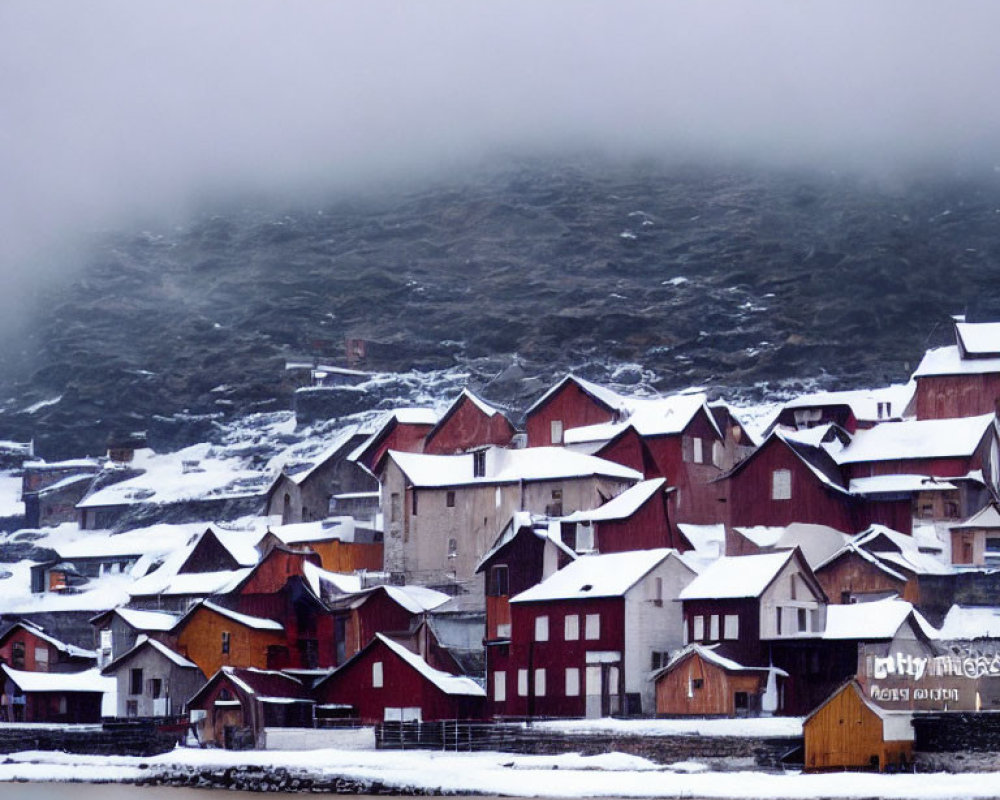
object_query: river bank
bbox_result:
[4,747,1000,799]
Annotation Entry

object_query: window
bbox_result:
[446,490,456,508]
[494,671,506,702]
[693,437,703,464]
[126,700,138,718]
[551,420,563,445]
[473,450,486,478]
[129,668,143,695]
[496,622,512,638]
[771,469,791,500]
[651,577,663,606]
[776,608,783,636]
[709,614,720,641]
[495,486,502,508]
[34,647,49,672]
[548,489,563,516]
[411,490,418,516]
[693,615,704,641]
[798,608,809,633]
[692,678,704,690]
[150,678,163,699]
[789,574,797,600]
[390,493,401,522]
[724,614,739,640]
[575,523,594,552]
[99,629,113,651]
[585,613,601,640]
[535,615,549,642]
[565,668,580,697]
[11,641,24,669]
[372,661,384,688]
[564,614,580,641]
[518,669,528,697]
[221,631,230,655]
[448,538,458,559]
[534,668,546,697]
[488,565,509,597]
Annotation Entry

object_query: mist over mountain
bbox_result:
[4,156,1000,458]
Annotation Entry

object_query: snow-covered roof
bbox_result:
[388,446,641,488]
[676,523,725,563]
[767,427,850,495]
[849,475,957,495]
[302,561,363,597]
[104,634,199,673]
[77,445,269,509]
[475,512,576,573]
[563,393,721,445]
[264,518,359,546]
[939,605,1000,639]
[817,526,952,578]
[526,375,631,417]
[0,622,96,660]
[560,479,667,523]
[913,345,1000,377]
[129,567,252,598]
[108,607,179,632]
[511,548,683,603]
[956,321,1000,357]
[198,600,283,631]
[664,644,787,676]
[781,385,913,422]
[823,598,937,641]
[375,585,451,615]
[678,551,796,601]
[836,414,994,464]
[375,634,484,697]
[951,503,1000,530]
[2,665,113,694]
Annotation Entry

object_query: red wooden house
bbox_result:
[766,386,911,435]
[326,584,451,667]
[0,665,112,723]
[525,375,629,447]
[493,548,695,718]
[912,317,1000,420]
[313,633,485,723]
[722,426,912,538]
[0,621,96,673]
[350,408,438,473]
[423,389,516,455]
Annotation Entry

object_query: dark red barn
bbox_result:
[525,375,627,447]
[423,389,516,454]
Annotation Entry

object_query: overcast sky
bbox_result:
[2,1,1000,313]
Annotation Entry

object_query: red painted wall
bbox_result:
[338,590,420,663]
[236,550,321,595]
[490,597,624,718]
[594,490,680,553]
[316,638,484,722]
[682,598,763,667]
[0,628,65,672]
[596,428,656,477]
[915,374,1000,420]
[424,397,515,454]
[526,382,617,447]
[364,422,434,472]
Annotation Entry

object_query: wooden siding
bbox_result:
[914,373,1000,420]
[338,590,421,664]
[0,626,89,673]
[682,598,762,667]
[236,549,321,596]
[595,428,657,478]
[316,638,485,723]
[804,682,912,772]
[308,539,383,573]
[175,607,286,678]
[655,651,766,716]
[525,381,617,447]
[424,395,515,455]
[592,486,680,553]
[815,550,913,604]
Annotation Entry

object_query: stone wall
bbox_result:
[0,722,177,756]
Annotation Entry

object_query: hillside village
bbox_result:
[3,315,1000,770]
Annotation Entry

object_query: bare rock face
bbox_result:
[3,157,1000,458]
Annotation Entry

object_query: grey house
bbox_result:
[101,635,205,719]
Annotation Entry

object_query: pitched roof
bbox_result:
[475,512,577,573]
[939,605,1000,639]
[302,561,363,597]
[92,607,179,632]
[0,621,96,660]
[816,525,952,578]
[913,345,1000,378]
[526,375,631,417]
[347,408,439,465]
[1,665,113,694]
[563,393,721,444]
[511,548,686,603]
[836,414,994,464]
[336,584,451,615]
[951,503,1000,530]
[780,385,913,423]
[848,475,957,495]
[173,600,283,633]
[658,644,786,678]
[956,320,1000,357]
[823,598,937,640]
[102,634,200,674]
[374,634,484,697]
[560,478,667,523]
[678,550,798,600]
[387,446,641,488]
[424,389,513,446]
[732,523,850,569]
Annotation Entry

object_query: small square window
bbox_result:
[446,490,456,508]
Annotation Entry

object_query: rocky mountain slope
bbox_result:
[3,157,1000,458]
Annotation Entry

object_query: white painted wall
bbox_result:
[260,727,376,750]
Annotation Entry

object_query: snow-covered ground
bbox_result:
[3,747,1000,798]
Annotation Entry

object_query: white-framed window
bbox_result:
[693,615,705,641]
[724,614,739,640]
[771,469,792,500]
[34,647,49,670]
[372,661,384,688]
[709,614,720,641]
[495,486,502,508]
[551,420,564,445]
[565,668,580,697]
[576,523,594,551]
[585,613,601,640]
[496,623,511,639]
[534,668,546,697]
[564,614,580,641]
[494,670,506,702]
[535,615,549,642]
[518,669,528,697]
[693,437,704,464]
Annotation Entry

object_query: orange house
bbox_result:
[172,601,286,678]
